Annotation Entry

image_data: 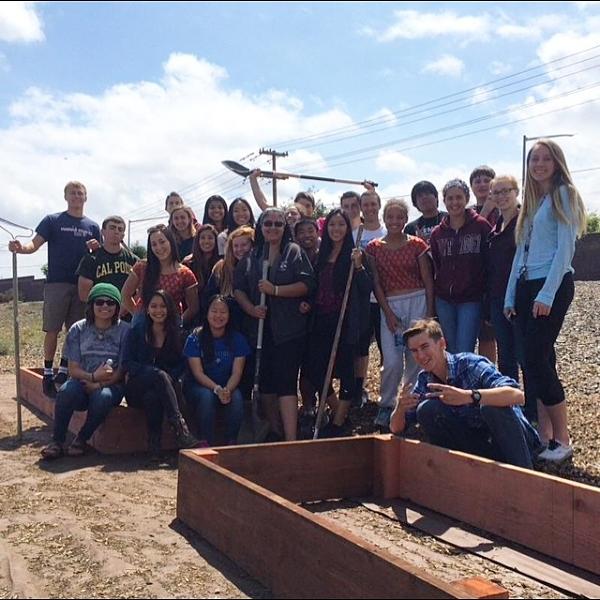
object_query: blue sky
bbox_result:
[1,1,600,278]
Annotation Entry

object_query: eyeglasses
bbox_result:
[263,221,285,228]
[94,298,117,307]
[492,188,517,197]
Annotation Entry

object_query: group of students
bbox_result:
[9,138,586,466]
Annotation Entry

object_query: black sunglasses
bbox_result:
[94,298,117,307]
[263,220,285,228]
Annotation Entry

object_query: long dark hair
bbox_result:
[202,195,228,233]
[188,224,220,289]
[145,290,182,354]
[316,208,354,293]
[143,225,180,306]
[225,197,256,232]
[254,208,293,258]
[192,294,234,365]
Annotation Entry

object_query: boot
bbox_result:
[172,417,200,449]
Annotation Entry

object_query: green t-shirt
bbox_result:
[76,246,138,292]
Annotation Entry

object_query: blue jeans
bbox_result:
[489,296,523,383]
[435,298,482,353]
[184,382,244,445]
[416,399,540,469]
[53,379,124,444]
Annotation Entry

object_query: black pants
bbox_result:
[125,368,182,438]
[515,273,574,408]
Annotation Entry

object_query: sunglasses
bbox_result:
[263,220,285,228]
[94,298,117,307]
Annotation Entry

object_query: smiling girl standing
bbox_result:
[504,140,586,463]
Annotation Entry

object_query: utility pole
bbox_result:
[259,148,288,206]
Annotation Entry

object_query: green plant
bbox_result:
[586,212,600,234]
[130,242,147,260]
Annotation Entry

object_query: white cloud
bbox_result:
[0,52,358,249]
[376,151,418,173]
[490,61,513,76]
[375,10,490,43]
[423,55,465,77]
[367,9,568,45]
[504,30,600,213]
[0,52,9,72]
[0,2,44,43]
[368,108,398,126]
[471,86,495,105]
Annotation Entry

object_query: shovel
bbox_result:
[222,160,378,188]
[238,251,271,444]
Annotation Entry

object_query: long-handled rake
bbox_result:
[313,225,364,439]
[222,160,378,188]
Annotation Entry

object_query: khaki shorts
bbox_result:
[43,283,85,332]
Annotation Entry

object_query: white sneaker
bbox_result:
[537,440,573,463]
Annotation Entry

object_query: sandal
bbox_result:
[41,441,64,460]
[66,437,87,457]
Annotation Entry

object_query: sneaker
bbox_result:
[374,406,392,429]
[42,377,57,398]
[537,440,573,463]
[53,371,68,387]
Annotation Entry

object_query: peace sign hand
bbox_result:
[426,383,472,406]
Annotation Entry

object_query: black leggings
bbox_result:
[125,368,182,437]
[515,273,574,407]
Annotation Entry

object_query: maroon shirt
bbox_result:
[430,208,492,304]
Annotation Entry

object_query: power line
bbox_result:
[289,59,600,152]
[266,42,600,148]
[283,80,600,174]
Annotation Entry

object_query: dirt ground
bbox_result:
[1,282,599,598]
[306,500,571,599]
[0,374,270,600]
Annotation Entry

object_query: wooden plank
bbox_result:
[373,435,405,499]
[177,450,469,599]
[212,436,374,503]
[574,486,600,573]
[360,499,600,598]
[394,439,587,567]
[19,367,177,454]
[450,578,509,599]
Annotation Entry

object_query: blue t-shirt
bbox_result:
[184,330,251,386]
[36,211,101,284]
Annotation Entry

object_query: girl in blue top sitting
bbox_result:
[183,295,251,446]
[504,139,586,463]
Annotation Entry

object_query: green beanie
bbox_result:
[88,282,121,305]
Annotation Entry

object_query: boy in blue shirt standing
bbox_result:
[9,181,100,397]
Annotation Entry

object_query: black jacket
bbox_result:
[234,242,316,346]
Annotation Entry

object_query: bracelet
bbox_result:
[274,285,279,297]
[213,385,221,395]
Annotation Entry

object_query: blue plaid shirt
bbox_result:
[414,352,520,397]
[406,352,522,424]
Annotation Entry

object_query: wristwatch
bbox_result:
[471,389,482,406]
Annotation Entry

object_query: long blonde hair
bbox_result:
[211,226,255,296]
[516,139,586,243]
